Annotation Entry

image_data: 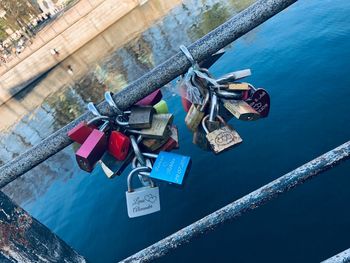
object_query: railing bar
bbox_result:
[120,141,350,262]
[322,248,350,263]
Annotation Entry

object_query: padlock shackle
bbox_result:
[215,89,243,100]
[88,102,102,117]
[98,121,110,132]
[127,166,153,192]
[209,92,219,122]
[199,92,210,112]
[130,135,146,166]
[132,157,153,187]
[202,115,226,134]
[87,116,109,125]
[216,69,252,84]
[104,91,124,115]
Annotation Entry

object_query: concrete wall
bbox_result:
[0,0,140,105]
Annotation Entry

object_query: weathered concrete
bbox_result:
[0,0,181,133]
[322,248,350,263]
[0,191,86,262]
[0,0,297,188]
[120,141,350,262]
[0,0,139,105]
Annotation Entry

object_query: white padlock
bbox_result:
[125,166,160,218]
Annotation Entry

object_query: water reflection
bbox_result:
[1,0,256,204]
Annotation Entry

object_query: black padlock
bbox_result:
[119,106,155,129]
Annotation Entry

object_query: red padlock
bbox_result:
[108,131,130,161]
[75,122,109,172]
[68,121,97,144]
[136,89,162,106]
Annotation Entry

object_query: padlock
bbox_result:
[68,122,96,144]
[136,89,162,106]
[185,92,210,132]
[216,69,252,84]
[108,130,130,161]
[67,116,107,144]
[141,152,191,185]
[202,115,242,154]
[157,125,179,152]
[118,106,155,129]
[246,88,270,118]
[153,100,169,114]
[128,114,174,139]
[223,100,260,121]
[141,127,171,152]
[75,121,109,172]
[125,166,160,218]
[227,82,250,91]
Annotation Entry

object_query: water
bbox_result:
[2,0,350,262]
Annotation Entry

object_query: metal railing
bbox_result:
[121,141,350,262]
[4,0,348,262]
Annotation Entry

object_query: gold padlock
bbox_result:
[227,82,250,91]
[184,92,210,132]
[223,100,260,121]
[202,115,242,154]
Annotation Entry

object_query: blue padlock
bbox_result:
[141,152,191,185]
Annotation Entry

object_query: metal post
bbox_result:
[0,0,297,188]
[321,248,350,263]
[0,191,87,262]
[120,141,350,262]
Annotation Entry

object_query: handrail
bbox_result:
[0,0,297,188]
[120,141,350,262]
[322,248,350,263]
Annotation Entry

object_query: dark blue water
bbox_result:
[8,0,350,262]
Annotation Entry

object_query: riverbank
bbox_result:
[0,0,141,106]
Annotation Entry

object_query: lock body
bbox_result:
[157,125,179,152]
[223,100,260,121]
[150,152,191,185]
[108,131,130,161]
[137,114,174,139]
[128,106,154,129]
[205,126,242,154]
[202,115,242,154]
[136,89,162,106]
[227,82,250,91]
[246,88,270,118]
[153,100,169,114]
[185,104,205,131]
[141,127,171,152]
[126,186,160,218]
[68,121,96,144]
[76,129,107,172]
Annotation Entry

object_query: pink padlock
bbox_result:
[75,122,109,172]
[136,89,162,106]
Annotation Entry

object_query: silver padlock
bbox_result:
[125,166,160,218]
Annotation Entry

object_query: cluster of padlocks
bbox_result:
[66,46,270,218]
[68,89,191,218]
[178,45,270,153]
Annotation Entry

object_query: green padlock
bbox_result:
[153,100,169,114]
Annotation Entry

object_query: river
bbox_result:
[1,0,350,262]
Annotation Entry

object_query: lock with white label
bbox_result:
[125,166,160,218]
